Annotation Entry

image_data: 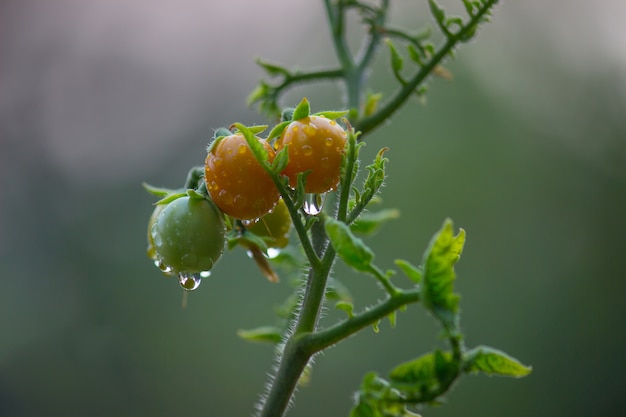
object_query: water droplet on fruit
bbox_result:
[151,224,162,247]
[303,193,324,215]
[303,125,317,137]
[218,189,234,205]
[325,137,334,147]
[302,145,313,156]
[234,193,248,206]
[238,143,247,154]
[178,272,202,291]
[154,258,174,275]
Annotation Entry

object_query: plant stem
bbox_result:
[304,288,420,352]
[355,0,497,135]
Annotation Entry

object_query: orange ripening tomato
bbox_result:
[204,133,279,220]
[275,115,347,194]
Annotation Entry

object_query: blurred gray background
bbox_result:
[1,1,625,416]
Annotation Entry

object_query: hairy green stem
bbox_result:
[304,288,420,352]
[355,0,497,135]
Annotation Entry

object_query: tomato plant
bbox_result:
[205,132,279,220]
[150,195,225,274]
[275,115,347,194]
[143,2,531,417]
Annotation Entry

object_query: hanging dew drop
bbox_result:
[266,248,281,259]
[303,193,325,215]
[178,272,202,291]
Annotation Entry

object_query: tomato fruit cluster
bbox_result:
[204,133,279,220]
[276,115,347,194]
[150,196,226,274]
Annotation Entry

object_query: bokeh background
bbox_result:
[2,1,625,416]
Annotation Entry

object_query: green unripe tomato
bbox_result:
[151,196,226,274]
[247,198,291,249]
[147,203,166,264]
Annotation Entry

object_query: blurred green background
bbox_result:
[2,1,625,416]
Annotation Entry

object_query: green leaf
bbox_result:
[335,301,354,318]
[464,346,532,378]
[232,123,270,167]
[255,58,290,77]
[407,44,425,66]
[237,326,283,344]
[428,0,450,36]
[351,208,400,234]
[313,110,349,120]
[292,97,311,121]
[271,146,290,174]
[363,91,383,117]
[395,259,422,284]
[386,39,403,72]
[421,219,466,328]
[246,81,269,106]
[325,217,374,273]
[388,310,397,328]
[389,350,454,391]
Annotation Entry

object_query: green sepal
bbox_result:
[421,219,465,329]
[351,208,400,234]
[281,107,295,122]
[292,171,309,210]
[237,230,270,252]
[271,146,290,174]
[237,326,283,344]
[232,123,270,167]
[304,215,319,231]
[246,125,269,135]
[291,97,311,121]
[142,182,179,198]
[255,58,290,77]
[395,259,423,284]
[267,120,291,141]
[325,217,374,273]
[186,189,206,200]
[313,110,349,120]
[154,192,187,205]
[464,345,532,378]
[213,127,232,139]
